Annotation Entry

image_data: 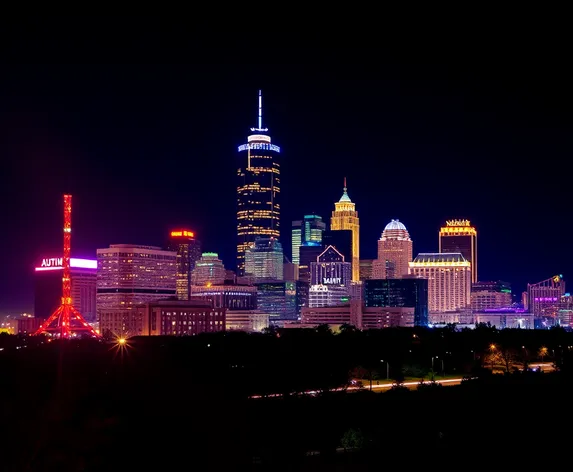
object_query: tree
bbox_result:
[340,428,364,451]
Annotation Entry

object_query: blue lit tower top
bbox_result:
[236,90,281,275]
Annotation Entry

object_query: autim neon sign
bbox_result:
[35,257,97,271]
[170,230,195,238]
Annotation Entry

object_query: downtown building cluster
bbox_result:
[15,91,573,337]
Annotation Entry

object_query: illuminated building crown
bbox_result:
[381,219,411,241]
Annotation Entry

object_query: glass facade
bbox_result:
[244,237,284,281]
[364,278,429,326]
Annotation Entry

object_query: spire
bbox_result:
[258,89,262,130]
[339,177,352,203]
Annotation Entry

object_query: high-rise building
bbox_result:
[359,259,374,281]
[330,179,360,282]
[439,219,478,283]
[372,219,413,279]
[408,253,471,312]
[191,252,226,286]
[291,214,326,264]
[34,257,97,322]
[310,245,352,288]
[527,275,565,327]
[244,237,284,281]
[96,244,177,337]
[167,229,201,300]
[236,90,281,275]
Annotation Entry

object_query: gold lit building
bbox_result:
[236,90,281,275]
[439,220,477,283]
[408,253,471,312]
[330,178,360,282]
[372,219,413,278]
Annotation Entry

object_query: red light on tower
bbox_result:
[33,195,100,338]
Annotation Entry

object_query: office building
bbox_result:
[244,237,284,281]
[439,219,478,283]
[34,257,97,322]
[471,281,512,311]
[136,299,225,336]
[301,305,414,329]
[310,245,351,287]
[291,214,326,264]
[298,243,323,284]
[236,90,281,275]
[527,275,565,327]
[372,219,413,279]
[191,252,226,286]
[96,244,177,336]
[364,278,429,326]
[167,229,201,300]
[330,179,360,282]
[408,253,471,312]
[226,310,270,332]
[256,281,303,320]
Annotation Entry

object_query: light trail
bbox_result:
[250,377,467,399]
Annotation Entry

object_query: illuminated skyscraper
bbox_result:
[439,219,478,283]
[291,214,326,264]
[244,237,284,281]
[191,253,226,286]
[372,219,413,279]
[167,229,201,300]
[236,90,281,275]
[330,179,360,282]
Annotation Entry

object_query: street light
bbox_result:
[381,359,389,380]
[431,356,438,381]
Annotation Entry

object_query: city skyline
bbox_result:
[2,58,572,314]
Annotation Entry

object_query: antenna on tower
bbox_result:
[344,176,347,190]
[258,89,262,130]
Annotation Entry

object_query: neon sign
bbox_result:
[238,143,280,153]
[170,230,195,238]
[445,220,471,227]
[35,258,97,271]
[323,277,342,285]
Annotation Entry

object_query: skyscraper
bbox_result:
[244,237,284,281]
[167,229,201,300]
[439,219,477,283]
[236,90,281,275]
[291,214,326,264]
[191,252,226,286]
[372,219,413,279]
[330,178,360,282]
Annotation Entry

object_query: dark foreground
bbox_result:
[1,331,572,470]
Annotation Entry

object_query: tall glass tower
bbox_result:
[236,90,281,275]
[291,214,325,264]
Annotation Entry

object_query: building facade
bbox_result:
[244,237,284,281]
[236,90,281,275]
[136,299,225,336]
[301,305,414,329]
[439,219,478,283]
[189,284,257,310]
[310,245,352,287]
[291,214,326,264]
[330,179,360,282]
[527,275,565,327]
[34,257,97,322]
[364,278,429,326]
[191,252,226,286]
[167,229,201,300]
[372,219,413,279]
[408,253,471,312]
[471,280,512,311]
[96,244,177,337]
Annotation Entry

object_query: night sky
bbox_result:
[1,20,572,314]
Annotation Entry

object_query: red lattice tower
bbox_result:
[33,195,100,338]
